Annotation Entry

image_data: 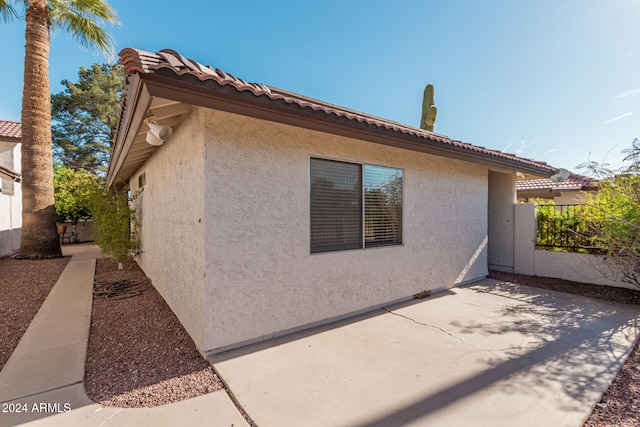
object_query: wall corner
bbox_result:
[514,203,536,275]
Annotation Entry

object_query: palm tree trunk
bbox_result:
[17,0,62,259]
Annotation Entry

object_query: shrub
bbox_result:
[86,185,140,267]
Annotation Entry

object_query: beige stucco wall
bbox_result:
[202,108,490,353]
[534,249,637,290]
[487,171,516,272]
[0,141,21,257]
[130,109,208,349]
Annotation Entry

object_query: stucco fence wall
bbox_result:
[513,203,637,290]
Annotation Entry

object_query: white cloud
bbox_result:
[604,112,632,124]
[515,140,536,154]
[544,148,559,154]
[501,143,513,152]
[618,88,640,98]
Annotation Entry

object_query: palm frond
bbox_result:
[0,0,20,24]
[48,0,119,59]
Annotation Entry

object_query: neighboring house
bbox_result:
[517,173,597,204]
[107,48,557,355]
[0,120,22,257]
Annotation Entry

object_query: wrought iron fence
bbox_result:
[536,204,595,252]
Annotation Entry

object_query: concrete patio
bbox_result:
[210,280,640,427]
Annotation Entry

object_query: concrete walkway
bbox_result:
[210,280,640,427]
[0,245,247,427]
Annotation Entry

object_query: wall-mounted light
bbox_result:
[145,121,173,146]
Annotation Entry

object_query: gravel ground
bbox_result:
[0,255,70,371]
[488,270,640,427]
[84,257,224,407]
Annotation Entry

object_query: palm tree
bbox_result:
[0,0,118,258]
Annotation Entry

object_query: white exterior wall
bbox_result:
[0,141,22,257]
[130,109,208,349]
[202,109,490,353]
[487,171,516,272]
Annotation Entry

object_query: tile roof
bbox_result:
[0,164,20,182]
[516,173,596,192]
[0,120,21,141]
[116,48,557,177]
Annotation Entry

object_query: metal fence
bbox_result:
[536,204,595,252]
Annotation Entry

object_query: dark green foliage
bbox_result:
[86,185,140,266]
[52,63,123,173]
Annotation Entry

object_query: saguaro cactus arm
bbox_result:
[420,83,437,132]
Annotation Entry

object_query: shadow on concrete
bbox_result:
[350,281,640,427]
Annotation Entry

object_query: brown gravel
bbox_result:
[488,270,640,427]
[84,257,224,407]
[0,255,70,371]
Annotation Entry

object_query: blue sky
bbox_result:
[1,0,639,172]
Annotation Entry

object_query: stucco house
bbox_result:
[517,173,597,204]
[0,120,22,257]
[107,48,557,355]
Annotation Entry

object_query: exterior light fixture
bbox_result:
[145,121,173,146]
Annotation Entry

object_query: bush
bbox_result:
[86,185,140,267]
[53,166,101,224]
[577,175,640,287]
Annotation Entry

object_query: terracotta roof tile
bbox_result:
[0,120,21,141]
[119,48,557,176]
[516,173,596,192]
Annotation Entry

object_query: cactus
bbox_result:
[420,83,437,132]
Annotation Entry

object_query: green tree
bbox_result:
[576,139,640,288]
[52,63,123,173]
[53,165,101,224]
[0,0,118,259]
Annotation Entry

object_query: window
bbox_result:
[310,157,403,253]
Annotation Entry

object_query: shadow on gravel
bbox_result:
[85,258,223,407]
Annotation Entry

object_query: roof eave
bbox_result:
[108,71,555,184]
